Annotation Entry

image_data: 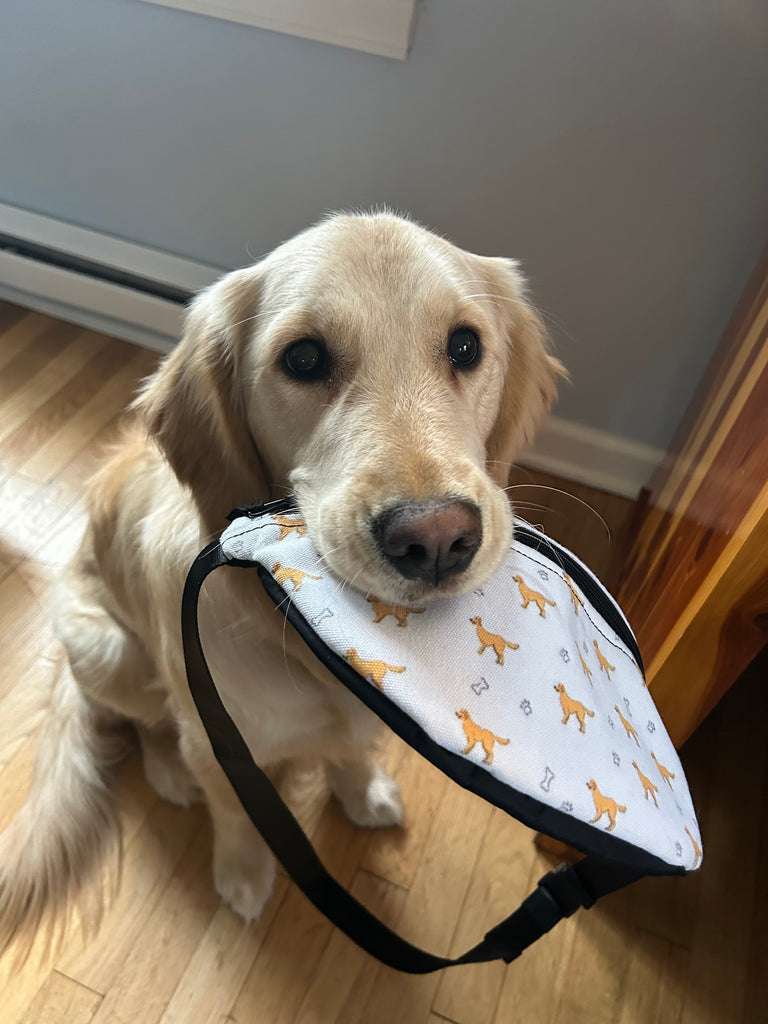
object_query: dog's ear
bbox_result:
[482,258,567,487]
[134,266,269,533]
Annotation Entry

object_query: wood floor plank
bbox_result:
[432,809,537,1024]
[18,970,102,1024]
[58,803,209,994]
[229,802,375,1024]
[361,744,449,889]
[293,870,407,1024]
[0,310,56,375]
[0,328,104,445]
[552,904,633,1024]
[356,785,493,1024]
[20,346,158,483]
[492,852,580,1024]
[679,659,767,1024]
[0,337,136,477]
[86,828,219,1024]
[157,876,289,1024]
[615,928,682,1024]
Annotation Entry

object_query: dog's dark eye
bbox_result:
[447,328,480,368]
[282,339,329,381]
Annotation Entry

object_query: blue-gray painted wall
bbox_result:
[2,0,767,448]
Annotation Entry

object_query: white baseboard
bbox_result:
[0,202,662,497]
[524,416,662,499]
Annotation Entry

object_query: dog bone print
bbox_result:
[540,766,555,792]
[310,607,334,626]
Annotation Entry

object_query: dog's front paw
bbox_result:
[214,853,277,923]
[332,762,404,829]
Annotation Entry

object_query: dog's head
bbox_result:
[136,212,564,603]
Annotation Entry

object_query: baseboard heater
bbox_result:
[0,231,193,306]
[0,203,229,352]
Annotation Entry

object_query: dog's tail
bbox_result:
[388,665,406,673]
[617,803,627,814]
[0,655,123,961]
[496,736,511,746]
[586,708,595,718]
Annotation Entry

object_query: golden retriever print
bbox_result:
[367,597,425,627]
[345,649,406,690]
[614,705,640,747]
[272,562,322,592]
[273,514,307,540]
[470,616,520,665]
[456,709,510,765]
[587,779,626,832]
[632,760,659,807]
[578,649,593,684]
[685,826,702,868]
[593,640,616,680]
[651,752,675,789]
[513,575,556,618]
[563,572,584,616]
[554,683,594,733]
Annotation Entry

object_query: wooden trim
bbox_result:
[617,249,768,746]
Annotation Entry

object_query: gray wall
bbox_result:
[2,0,767,449]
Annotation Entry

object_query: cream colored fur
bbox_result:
[0,212,563,956]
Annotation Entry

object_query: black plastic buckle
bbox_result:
[537,863,596,917]
[226,498,296,522]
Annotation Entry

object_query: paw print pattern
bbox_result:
[560,801,573,813]
[612,751,621,767]
[607,716,615,730]
[538,569,550,581]
[647,720,656,734]
[519,699,533,716]
[559,648,570,663]
[675,841,683,857]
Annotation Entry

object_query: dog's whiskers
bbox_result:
[505,484,611,542]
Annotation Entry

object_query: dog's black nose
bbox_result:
[373,498,482,584]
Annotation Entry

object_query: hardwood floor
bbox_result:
[0,301,765,1023]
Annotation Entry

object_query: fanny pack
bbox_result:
[182,497,702,974]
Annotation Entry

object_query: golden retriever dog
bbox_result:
[0,211,563,955]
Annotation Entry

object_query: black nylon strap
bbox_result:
[182,541,645,973]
